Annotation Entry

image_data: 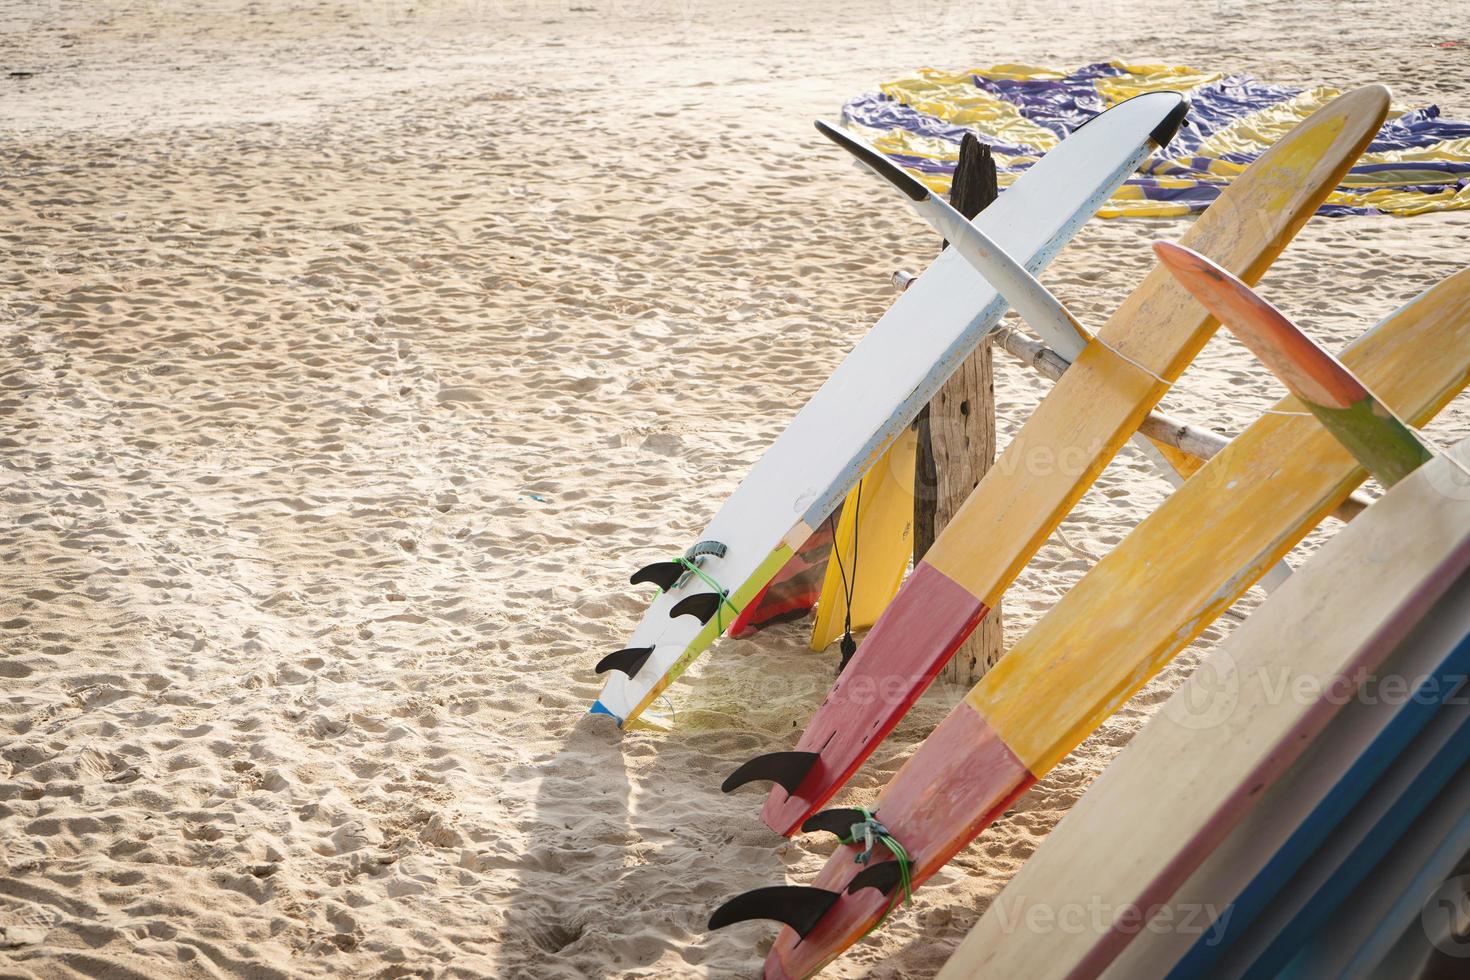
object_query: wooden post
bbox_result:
[914,133,1004,683]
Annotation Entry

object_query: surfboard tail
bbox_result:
[754,705,1036,977]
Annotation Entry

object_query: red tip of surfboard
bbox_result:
[763,705,1035,978]
[1152,240,1367,410]
[759,563,988,836]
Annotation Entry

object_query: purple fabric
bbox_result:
[840,64,1470,217]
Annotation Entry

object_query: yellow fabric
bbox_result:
[856,61,1470,218]
[879,69,1061,153]
[810,427,918,651]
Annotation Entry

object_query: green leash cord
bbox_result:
[672,556,741,633]
[841,807,914,934]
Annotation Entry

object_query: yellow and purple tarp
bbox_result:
[843,61,1470,217]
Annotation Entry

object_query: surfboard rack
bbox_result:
[707,885,841,938]
[721,751,820,794]
[594,646,654,679]
[670,591,727,624]
[799,807,869,838]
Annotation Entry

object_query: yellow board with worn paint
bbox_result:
[920,85,1386,608]
[809,426,917,651]
[971,266,1470,776]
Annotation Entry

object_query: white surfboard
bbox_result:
[816,120,1298,590]
[592,92,1186,727]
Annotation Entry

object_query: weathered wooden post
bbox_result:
[914,133,1004,683]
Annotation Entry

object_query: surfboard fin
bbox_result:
[721,751,820,794]
[632,542,728,592]
[707,885,841,938]
[799,807,869,839]
[630,561,684,591]
[1149,100,1189,149]
[594,646,654,679]
[846,860,904,897]
[670,591,725,624]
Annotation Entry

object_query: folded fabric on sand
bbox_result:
[844,60,1470,216]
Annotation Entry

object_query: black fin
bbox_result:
[631,561,684,591]
[815,119,929,203]
[799,808,868,839]
[1150,98,1190,149]
[1071,90,1185,140]
[670,591,724,624]
[722,751,820,794]
[594,646,654,679]
[846,861,904,897]
[707,885,841,938]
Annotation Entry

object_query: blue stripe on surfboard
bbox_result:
[1325,771,1470,973]
[588,699,623,724]
[1255,702,1470,977]
[1166,587,1470,978]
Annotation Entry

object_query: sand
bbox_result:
[3,1,1469,976]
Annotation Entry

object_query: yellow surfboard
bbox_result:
[809,427,917,651]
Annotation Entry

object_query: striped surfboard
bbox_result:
[941,425,1470,980]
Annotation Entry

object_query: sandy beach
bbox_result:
[4,1,1470,976]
